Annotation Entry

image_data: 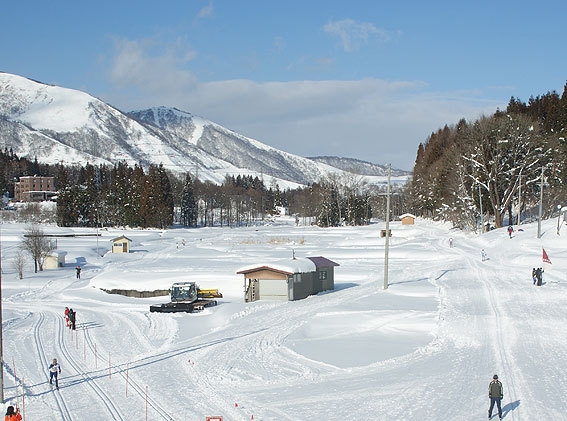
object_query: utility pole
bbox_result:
[383,164,391,290]
[0,223,4,403]
[538,167,543,238]
[517,173,522,226]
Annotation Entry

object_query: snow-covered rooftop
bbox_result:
[236,257,316,275]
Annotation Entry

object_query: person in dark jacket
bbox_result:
[488,374,503,419]
[68,308,76,330]
[535,267,544,286]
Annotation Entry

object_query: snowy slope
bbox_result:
[128,106,356,186]
[0,73,250,185]
[2,217,566,420]
[0,73,401,188]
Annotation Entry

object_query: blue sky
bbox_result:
[2,1,566,170]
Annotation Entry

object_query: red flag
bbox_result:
[542,248,552,264]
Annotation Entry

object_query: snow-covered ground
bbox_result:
[2,216,567,420]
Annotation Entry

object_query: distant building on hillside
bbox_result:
[14,175,56,202]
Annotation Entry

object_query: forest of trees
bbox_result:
[5,81,564,232]
[408,82,567,230]
[0,150,383,229]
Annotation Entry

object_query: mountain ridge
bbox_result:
[0,72,410,187]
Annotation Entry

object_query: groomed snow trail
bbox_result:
[2,220,567,420]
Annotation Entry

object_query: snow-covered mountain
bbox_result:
[308,155,408,177]
[0,72,409,187]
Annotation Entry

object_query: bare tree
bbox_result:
[12,250,27,279]
[462,113,549,227]
[21,224,54,273]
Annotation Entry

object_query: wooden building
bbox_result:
[399,213,416,225]
[110,235,133,253]
[237,256,339,302]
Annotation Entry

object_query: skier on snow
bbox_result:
[48,358,62,389]
[488,374,503,419]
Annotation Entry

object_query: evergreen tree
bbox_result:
[180,173,198,227]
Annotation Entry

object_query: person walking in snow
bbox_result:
[535,267,544,286]
[48,358,62,389]
[64,306,70,327]
[488,374,503,419]
[4,405,22,421]
[481,249,487,261]
[68,308,76,330]
[507,225,513,239]
[76,265,81,279]
[449,238,453,248]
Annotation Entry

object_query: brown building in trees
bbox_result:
[14,176,56,202]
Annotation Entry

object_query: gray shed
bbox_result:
[237,256,339,302]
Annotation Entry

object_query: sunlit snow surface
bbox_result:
[2,216,566,420]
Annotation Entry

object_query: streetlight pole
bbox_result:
[517,172,522,226]
[383,164,391,290]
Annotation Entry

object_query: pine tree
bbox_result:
[180,173,198,227]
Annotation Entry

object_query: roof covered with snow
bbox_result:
[236,257,317,275]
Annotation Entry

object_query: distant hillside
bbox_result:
[0,72,409,188]
[308,156,410,177]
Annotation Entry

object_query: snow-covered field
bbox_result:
[2,216,567,420]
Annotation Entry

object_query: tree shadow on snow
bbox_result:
[392,277,430,285]
[74,257,87,266]
[434,269,458,280]
[333,283,358,291]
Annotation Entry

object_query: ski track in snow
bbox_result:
[33,312,72,420]
[3,219,567,419]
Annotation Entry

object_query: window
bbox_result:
[318,271,328,280]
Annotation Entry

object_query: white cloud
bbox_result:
[102,40,502,170]
[197,1,214,19]
[108,37,198,96]
[323,18,391,52]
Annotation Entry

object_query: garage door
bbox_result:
[259,279,288,301]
